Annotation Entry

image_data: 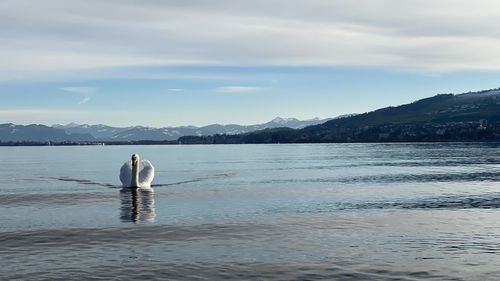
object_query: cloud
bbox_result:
[77,96,91,105]
[2,0,500,81]
[61,86,95,105]
[212,86,261,93]
[167,88,185,92]
[61,87,96,94]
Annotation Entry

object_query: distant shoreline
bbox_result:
[0,140,177,146]
[1,140,499,147]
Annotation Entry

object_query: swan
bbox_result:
[120,153,155,189]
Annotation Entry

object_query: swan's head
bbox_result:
[131,153,140,167]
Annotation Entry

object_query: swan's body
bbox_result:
[120,154,155,189]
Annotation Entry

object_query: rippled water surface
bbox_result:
[1,143,500,280]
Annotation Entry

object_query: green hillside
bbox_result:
[178,88,500,144]
[321,89,500,128]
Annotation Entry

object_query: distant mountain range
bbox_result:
[0,124,92,143]
[179,88,500,144]
[0,117,332,142]
[3,87,499,144]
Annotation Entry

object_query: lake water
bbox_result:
[1,143,500,280]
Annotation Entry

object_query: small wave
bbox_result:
[41,172,237,189]
[0,258,458,280]
[0,192,116,207]
[255,171,499,185]
[339,193,500,211]
[0,223,276,252]
[40,177,119,188]
[279,159,500,171]
[259,193,500,215]
[152,172,237,187]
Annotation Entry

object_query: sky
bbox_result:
[1,0,500,127]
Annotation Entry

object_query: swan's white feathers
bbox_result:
[120,159,155,188]
[119,160,133,187]
[139,160,155,187]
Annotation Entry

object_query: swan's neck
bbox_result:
[131,162,140,187]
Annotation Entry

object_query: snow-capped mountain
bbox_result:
[52,123,132,139]
[50,117,332,141]
[261,117,331,129]
[0,123,94,142]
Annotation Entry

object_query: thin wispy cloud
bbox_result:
[212,86,262,93]
[61,86,96,105]
[61,87,96,94]
[1,0,500,81]
[167,88,185,92]
[77,97,91,105]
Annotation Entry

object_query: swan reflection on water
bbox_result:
[120,188,156,223]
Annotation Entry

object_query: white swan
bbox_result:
[120,153,155,189]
